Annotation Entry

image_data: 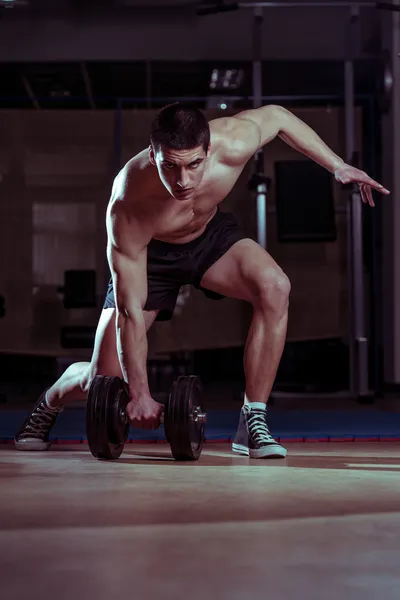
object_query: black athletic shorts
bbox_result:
[103,207,246,321]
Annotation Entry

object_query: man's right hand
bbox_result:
[126,394,164,430]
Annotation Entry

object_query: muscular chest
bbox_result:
[154,200,211,239]
[153,162,244,239]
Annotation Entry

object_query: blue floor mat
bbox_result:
[2,407,400,442]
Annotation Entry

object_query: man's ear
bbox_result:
[149,145,156,165]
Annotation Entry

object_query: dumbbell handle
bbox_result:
[160,408,207,425]
[120,407,206,425]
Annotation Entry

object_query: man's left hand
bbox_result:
[334,164,390,207]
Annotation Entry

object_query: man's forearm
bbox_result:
[277,108,345,174]
[116,310,151,400]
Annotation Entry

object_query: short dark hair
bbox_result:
[150,103,210,153]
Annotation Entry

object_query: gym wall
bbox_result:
[0,106,362,357]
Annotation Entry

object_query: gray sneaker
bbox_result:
[14,391,63,451]
[232,403,287,458]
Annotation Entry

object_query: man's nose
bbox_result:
[177,169,190,188]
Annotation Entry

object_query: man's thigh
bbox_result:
[199,238,285,302]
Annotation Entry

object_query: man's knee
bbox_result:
[81,361,123,395]
[253,267,291,313]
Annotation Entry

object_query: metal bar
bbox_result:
[252,6,268,249]
[252,6,263,109]
[80,62,96,110]
[109,94,372,103]
[114,98,123,177]
[238,2,376,7]
[0,92,373,105]
[20,74,40,110]
[366,95,382,394]
[256,183,268,248]
[344,50,369,396]
[345,66,356,164]
[345,60,356,395]
[350,188,369,396]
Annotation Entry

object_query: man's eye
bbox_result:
[164,164,174,169]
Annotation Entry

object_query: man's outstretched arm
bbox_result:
[237,104,345,173]
[232,105,390,206]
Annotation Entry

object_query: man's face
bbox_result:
[150,144,209,201]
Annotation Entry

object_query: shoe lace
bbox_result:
[247,409,275,444]
[23,401,61,436]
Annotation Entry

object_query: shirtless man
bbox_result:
[15,102,389,459]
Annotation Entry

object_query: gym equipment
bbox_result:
[86,375,206,461]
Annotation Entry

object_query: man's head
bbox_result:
[149,103,210,200]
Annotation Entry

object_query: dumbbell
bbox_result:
[86,375,207,461]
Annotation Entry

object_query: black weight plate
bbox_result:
[164,375,205,461]
[86,376,129,460]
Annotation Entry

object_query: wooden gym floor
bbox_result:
[1,442,400,600]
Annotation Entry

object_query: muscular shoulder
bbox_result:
[106,151,156,250]
[210,105,281,166]
[210,113,261,167]
[111,150,150,202]
[109,150,160,217]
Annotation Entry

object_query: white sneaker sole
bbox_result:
[14,439,51,451]
[232,442,287,459]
